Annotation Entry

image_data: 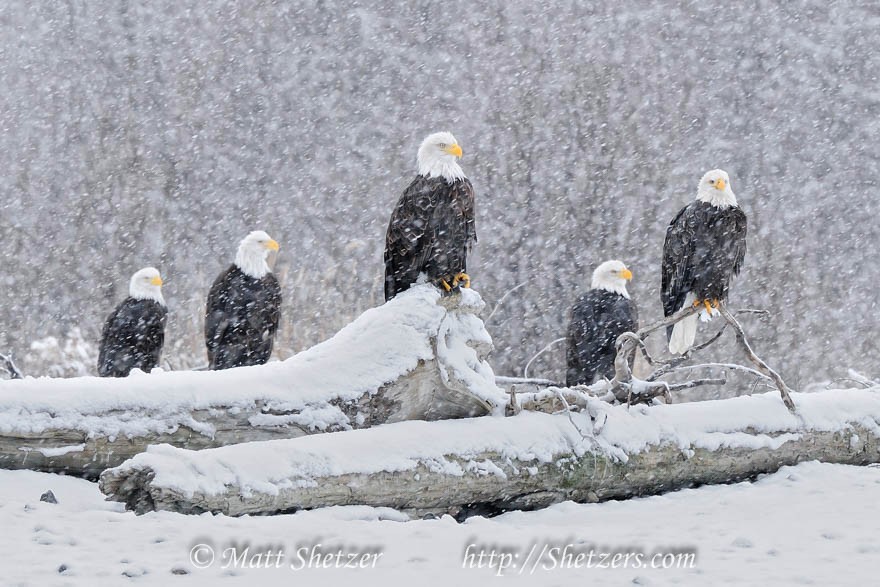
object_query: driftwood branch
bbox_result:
[0,353,23,380]
[495,376,560,387]
[607,304,711,405]
[668,362,771,382]
[603,304,795,411]
[826,370,878,390]
[99,388,880,516]
[665,377,727,390]
[641,308,768,381]
[643,328,727,380]
[523,337,565,379]
[484,281,528,323]
[716,302,795,411]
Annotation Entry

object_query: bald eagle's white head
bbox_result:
[235,230,280,279]
[591,260,633,298]
[696,169,738,208]
[417,131,466,183]
[129,267,165,306]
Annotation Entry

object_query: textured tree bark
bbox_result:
[99,388,880,517]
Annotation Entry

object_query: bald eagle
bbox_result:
[97,267,167,377]
[566,260,638,386]
[384,131,477,300]
[205,231,282,370]
[662,169,747,354]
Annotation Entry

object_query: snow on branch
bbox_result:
[0,354,23,380]
[0,286,506,478]
[99,387,880,516]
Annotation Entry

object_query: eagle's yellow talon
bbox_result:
[703,299,713,313]
[452,272,471,289]
[440,279,452,292]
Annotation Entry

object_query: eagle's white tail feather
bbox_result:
[669,294,698,355]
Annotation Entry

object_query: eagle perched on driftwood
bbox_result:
[566,260,638,386]
[97,267,167,377]
[384,131,477,300]
[662,169,747,354]
[205,231,282,370]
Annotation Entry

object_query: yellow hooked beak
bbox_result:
[150,276,163,286]
[444,143,463,158]
[620,268,633,281]
[715,178,726,191]
[265,239,280,252]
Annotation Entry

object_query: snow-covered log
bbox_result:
[0,286,505,479]
[100,387,880,516]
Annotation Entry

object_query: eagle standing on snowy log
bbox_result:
[662,169,747,355]
[384,131,476,300]
[97,267,167,377]
[566,260,638,386]
[205,231,282,370]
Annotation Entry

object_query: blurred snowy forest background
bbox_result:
[0,1,877,389]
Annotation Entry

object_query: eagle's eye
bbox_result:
[438,143,447,149]
[709,179,715,184]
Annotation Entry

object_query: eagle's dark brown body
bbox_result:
[661,200,747,338]
[205,265,281,370]
[566,289,638,386]
[384,175,476,300]
[98,298,167,377]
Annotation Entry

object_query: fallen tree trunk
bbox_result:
[100,386,880,516]
[0,286,505,479]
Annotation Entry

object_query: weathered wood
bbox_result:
[0,353,23,380]
[0,287,504,479]
[607,304,796,409]
[99,387,880,516]
[716,302,795,410]
[4,402,352,480]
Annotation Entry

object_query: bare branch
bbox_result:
[842,370,878,388]
[599,303,791,408]
[0,353,23,380]
[666,377,727,390]
[643,307,772,381]
[516,303,781,412]
[495,376,560,387]
[505,388,521,416]
[826,378,872,390]
[632,303,702,339]
[523,337,566,379]
[668,362,772,381]
[609,307,700,402]
[644,327,727,381]
[485,281,528,323]
[716,302,796,412]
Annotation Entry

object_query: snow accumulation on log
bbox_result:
[0,286,505,478]
[100,386,880,516]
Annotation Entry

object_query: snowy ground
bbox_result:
[3,461,878,586]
